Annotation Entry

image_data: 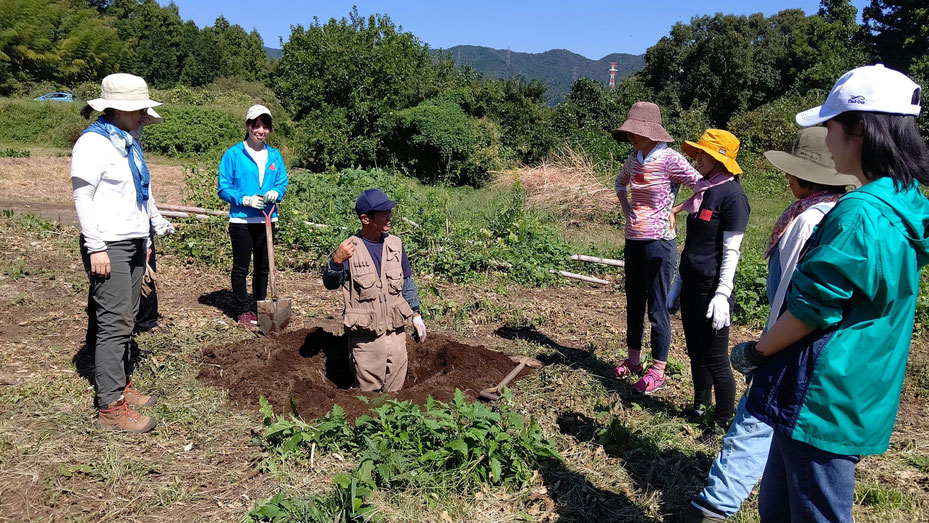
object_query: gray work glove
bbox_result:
[263,190,279,204]
[730,341,768,375]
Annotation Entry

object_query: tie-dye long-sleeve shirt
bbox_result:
[615,144,702,241]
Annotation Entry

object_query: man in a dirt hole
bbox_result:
[322,189,427,392]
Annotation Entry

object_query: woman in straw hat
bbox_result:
[670,129,750,443]
[731,64,929,521]
[72,73,163,433]
[686,127,857,522]
[612,101,703,394]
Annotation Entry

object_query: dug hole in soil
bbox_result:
[198,323,536,420]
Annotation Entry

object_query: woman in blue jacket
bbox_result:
[731,65,929,522]
[217,105,288,329]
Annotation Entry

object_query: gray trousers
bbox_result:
[81,237,145,406]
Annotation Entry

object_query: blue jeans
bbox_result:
[758,432,859,522]
[696,393,773,517]
[624,238,676,362]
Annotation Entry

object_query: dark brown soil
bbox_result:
[198,325,535,420]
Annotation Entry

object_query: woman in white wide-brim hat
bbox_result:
[72,73,163,433]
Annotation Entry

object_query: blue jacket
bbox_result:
[747,178,929,455]
[217,142,288,219]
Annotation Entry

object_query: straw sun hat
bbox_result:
[87,73,162,113]
[682,129,743,175]
[611,102,674,143]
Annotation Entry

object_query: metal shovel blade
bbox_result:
[258,297,292,334]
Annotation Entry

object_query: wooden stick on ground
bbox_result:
[571,254,625,267]
[158,204,228,217]
[549,269,610,285]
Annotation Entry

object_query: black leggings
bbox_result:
[229,222,275,315]
[680,285,735,427]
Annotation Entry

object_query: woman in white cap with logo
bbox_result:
[217,105,288,329]
[611,102,703,395]
[72,73,163,432]
[685,127,858,522]
[731,64,929,521]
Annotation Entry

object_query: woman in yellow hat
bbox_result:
[669,129,750,442]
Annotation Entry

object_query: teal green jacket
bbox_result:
[748,177,929,455]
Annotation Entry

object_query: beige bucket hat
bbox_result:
[764,127,860,187]
[611,102,674,143]
[87,73,162,112]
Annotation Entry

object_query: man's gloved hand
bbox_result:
[412,315,427,343]
[242,195,265,209]
[730,341,768,375]
[263,190,279,204]
[667,275,683,314]
[706,292,731,331]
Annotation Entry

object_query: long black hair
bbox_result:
[833,110,929,190]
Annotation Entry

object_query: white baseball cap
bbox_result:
[796,64,922,127]
[245,104,272,122]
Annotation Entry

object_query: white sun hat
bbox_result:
[87,73,162,112]
[796,64,922,127]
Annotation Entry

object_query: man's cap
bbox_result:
[355,188,397,215]
[246,104,272,123]
[764,127,860,187]
[796,64,922,127]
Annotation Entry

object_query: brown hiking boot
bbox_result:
[97,399,157,433]
[124,379,157,407]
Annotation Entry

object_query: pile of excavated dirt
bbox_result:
[198,325,535,420]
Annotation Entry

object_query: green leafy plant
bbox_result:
[249,390,562,521]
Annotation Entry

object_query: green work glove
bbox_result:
[730,341,768,375]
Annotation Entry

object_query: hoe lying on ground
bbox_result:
[479,355,542,401]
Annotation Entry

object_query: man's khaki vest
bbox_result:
[341,234,414,336]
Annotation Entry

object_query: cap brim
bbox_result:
[764,151,860,187]
[795,104,838,127]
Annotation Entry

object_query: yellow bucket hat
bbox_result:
[682,129,743,175]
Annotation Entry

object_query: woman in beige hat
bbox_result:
[670,129,750,442]
[611,101,703,395]
[72,73,163,433]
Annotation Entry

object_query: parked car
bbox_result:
[34,92,75,102]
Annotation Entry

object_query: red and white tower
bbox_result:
[608,62,618,89]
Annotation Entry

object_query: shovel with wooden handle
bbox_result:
[257,204,292,334]
[479,355,542,401]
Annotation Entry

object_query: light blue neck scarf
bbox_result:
[82,116,150,203]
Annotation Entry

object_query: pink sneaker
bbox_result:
[632,368,667,394]
[237,311,258,330]
[614,358,644,379]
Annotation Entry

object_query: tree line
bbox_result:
[1,0,925,183]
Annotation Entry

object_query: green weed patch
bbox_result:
[249,390,561,521]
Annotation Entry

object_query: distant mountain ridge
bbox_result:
[434,45,644,104]
[263,44,644,104]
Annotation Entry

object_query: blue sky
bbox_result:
[168,0,870,59]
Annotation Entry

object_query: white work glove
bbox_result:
[154,221,175,235]
[706,292,731,331]
[263,190,279,204]
[242,195,265,209]
[412,315,427,343]
[667,271,683,313]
